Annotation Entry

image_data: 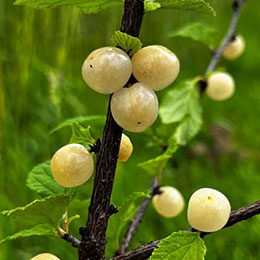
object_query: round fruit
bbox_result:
[206,72,235,101]
[152,186,185,218]
[132,45,180,91]
[187,188,231,232]
[51,144,94,188]
[111,82,158,132]
[31,253,60,260]
[118,133,133,162]
[82,47,132,94]
[223,35,245,60]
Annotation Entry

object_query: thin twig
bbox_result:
[62,233,81,248]
[116,177,159,255]
[111,200,260,260]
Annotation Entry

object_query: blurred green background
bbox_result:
[1,0,260,259]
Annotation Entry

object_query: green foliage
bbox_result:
[2,195,69,227]
[169,22,217,47]
[110,31,143,56]
[27,161,77,199]
[144,0,161,12]
[69,122,96,145]
[149,231,206,260]
[0,224,57,245]
[14,0,123,14]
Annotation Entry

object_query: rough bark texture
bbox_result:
[78,1,144,259]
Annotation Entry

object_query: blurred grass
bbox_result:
[1,0,260,259]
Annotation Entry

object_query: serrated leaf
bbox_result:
[14,0,123,15]
[158,0,215,16]
[144,0,161,12]
[110,31,143,56]
[27,161,77,199]
[138,137,178,176]
[159,80,199,124]
[169,22,217,46]
[106,191,150,256]
[2,195,70,227]
[50,115,106,134]
[0,224,56,245]
[149,231,206,260]
[69,122,96,145]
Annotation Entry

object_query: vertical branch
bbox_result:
[78,1,144,259]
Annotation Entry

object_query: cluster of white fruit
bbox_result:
[206,35,245,101]
[153,186,231,232]
[82,45,180,132]
[31,253,60,260]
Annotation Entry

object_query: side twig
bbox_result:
[62,233,81,248]
[111,200,260,260]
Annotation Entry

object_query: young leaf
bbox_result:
[144,0,161,12]
[2,195,70,227]
[27,161,77,199]
[0,224,56,245]
[149,231,206,260]
[69,123,96,145]
[14,0,123,15]
[50,115,106,134]
[158,0,215,16]
[110,31,143,56]
[169,22,217,47]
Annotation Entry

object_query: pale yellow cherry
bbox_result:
[118,134,133,162]
[51,144,94,188]
[111,82,158,132]
[31,253,60,260]
[152,186,185,218]
[132,45,180,91]
[82,47,132,94]
[223,36,245,60]
[206,72,235,101]
[187,188,231,232]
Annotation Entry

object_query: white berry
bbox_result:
[223,36,245,60]
[118,133,133,162]
[111,82,158,132]
[51,144,94,188]
[82,47,132,94]
[206,72,235,101]
[152,186,185,218]
[31,253,60,260]
[187,188,231,232]
[132,45,180,91]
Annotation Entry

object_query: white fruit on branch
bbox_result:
[118,133,133,162]
[223,35,245,60]
[31,253,60,260]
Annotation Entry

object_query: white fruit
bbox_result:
[152,186,185,218]
[51,144,94,188]
[132,45,180,91]
[118,133,133,162]
[111,82,158,132]
[31,253,60,260]
[82,47,132,94]
[206,72,235,101]
[187,188,231,232]
[223,36,245,60]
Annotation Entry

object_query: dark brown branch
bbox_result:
[78,1,144,259]
[111,200,260,260]
[116,177,159,255]
[62,233,81,248]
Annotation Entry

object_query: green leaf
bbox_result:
[0,224,56,245]
[2,195,70,227]
[144,0,161,12]
[158,0,215,16]
[69,123,96,145]
[110,31,143,56]
[138,137,178,176]
[169,22,217,46]
[159,80,199,124]
[27,161,77,199]
[14,0,123,15]
[149,231,206,260]
[107,191,150,255]
[50,115,106,134]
